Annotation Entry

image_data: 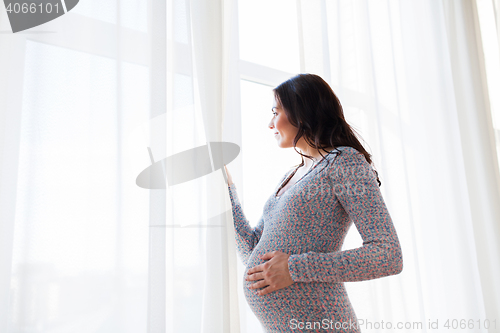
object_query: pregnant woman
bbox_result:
[224,74,403,332]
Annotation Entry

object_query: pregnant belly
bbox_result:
[242,245,292,307]
[242,243,330,310]
[242,244,359,332]
[242,240,327,303]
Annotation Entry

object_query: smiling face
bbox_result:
[268,97,300,148]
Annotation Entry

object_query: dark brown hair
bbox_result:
[273,73,381,187]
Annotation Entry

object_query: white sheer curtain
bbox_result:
[0,0,242,330]
[165,0,241,331]
[2,1,500,333]
[476,0,500,176]
[0,1,152,332]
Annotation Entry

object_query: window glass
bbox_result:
[240,79,299,224]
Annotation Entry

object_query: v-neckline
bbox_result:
[274,148,342,199]
[274,159,321,199]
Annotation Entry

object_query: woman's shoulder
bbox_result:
[331,145,362,156]
[324,146,364,164]
[324,146,373,179]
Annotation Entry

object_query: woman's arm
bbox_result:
[287,148,403,283]
[227,182,265,267]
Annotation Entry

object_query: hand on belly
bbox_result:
[245,250,295,296]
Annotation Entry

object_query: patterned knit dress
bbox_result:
[227,146,403,333]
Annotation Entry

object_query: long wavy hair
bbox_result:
[273,73,382,187]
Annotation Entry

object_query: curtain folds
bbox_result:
[166,0,241,331]
[442,0,500,324]
[190,0,240,331]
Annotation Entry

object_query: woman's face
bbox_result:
[268,97,299,148]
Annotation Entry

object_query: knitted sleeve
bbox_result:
[287,149,403,283]
[228,183,265,267]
